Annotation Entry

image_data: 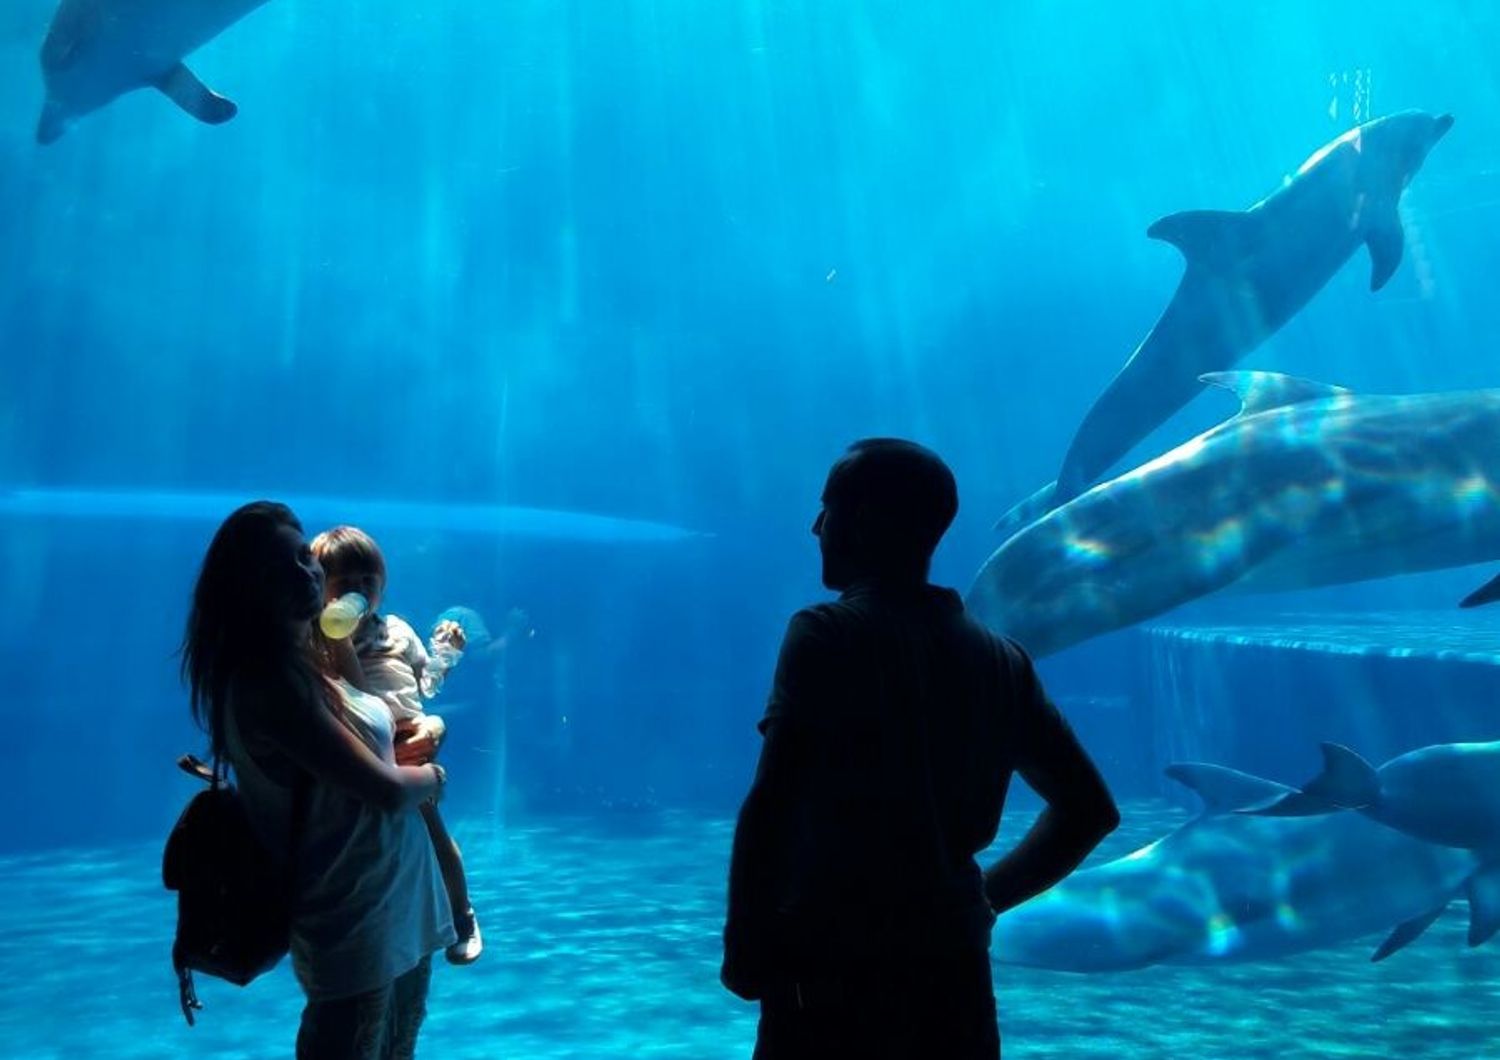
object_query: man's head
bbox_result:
[813,439,958,590]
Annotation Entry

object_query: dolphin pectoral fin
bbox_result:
[153,63,239,125]
[1459,571,1500,609]
[36,100,68,146]
[1165,763,1294,816]
[1200,371,1350,417]
[1366,209,1405,291]
[1147,209,1260,270]
[993,481,1059,540]
[1372,903,1448,962]
[1466,864,1500,947]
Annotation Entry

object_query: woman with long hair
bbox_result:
[182,501,455,1058]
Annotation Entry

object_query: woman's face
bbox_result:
[263,523,325,624]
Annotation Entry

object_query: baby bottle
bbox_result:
[320,592,369,640]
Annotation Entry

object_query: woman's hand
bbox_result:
[394,714,447,766]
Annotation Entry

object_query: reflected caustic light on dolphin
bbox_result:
[992,763,1476,973]
[996,110,1453,537]
[0,487,704,544]
[967,372,1500,659]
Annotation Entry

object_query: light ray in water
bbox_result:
[0,487,704,543]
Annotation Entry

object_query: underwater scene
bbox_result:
[4,0,1500,1056]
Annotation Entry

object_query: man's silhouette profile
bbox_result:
[722,439,1119,1059]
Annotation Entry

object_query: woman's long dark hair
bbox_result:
[181,500,327,760]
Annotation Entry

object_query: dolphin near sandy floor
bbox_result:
[1246,740,1500,955]
[992,763,1476,972]
[995,111,1453,539]
[968,372,1500,658]
[36,0,270,144]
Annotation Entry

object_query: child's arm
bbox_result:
[325,635,371,692]
[419,620,466,699]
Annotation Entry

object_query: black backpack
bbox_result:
[162,754,308,1025]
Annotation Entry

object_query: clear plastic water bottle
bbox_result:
[319,592,369,640]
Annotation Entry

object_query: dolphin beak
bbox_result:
[1435,113,1455,139]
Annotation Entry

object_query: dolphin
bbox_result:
[995,111,1453,539]
[968,371,1500,658]
[0,486,705,543]
[992,763,1476,972]
[36,0,270,144]
[1246,740,1500,954]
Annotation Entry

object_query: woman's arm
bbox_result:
[237,673,442,814]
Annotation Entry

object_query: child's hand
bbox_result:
[432,619,466,651]
[395,714,447,766]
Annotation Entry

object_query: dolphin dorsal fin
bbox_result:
[1147,209,1261,269]
[1165,763,1294,816]
[1200,371,1350,417]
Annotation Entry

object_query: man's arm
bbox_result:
[721,721,797,999]
[983,650,1119,916]
[721,609,829,1000]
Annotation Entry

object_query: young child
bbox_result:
[310,525,483,965]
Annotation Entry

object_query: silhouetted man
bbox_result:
[722,439,1119,1059]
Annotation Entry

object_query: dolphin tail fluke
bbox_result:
[1467,865,1500,947]
[36,100,67,145]
[1459,571,1500,609]
[992,481,1058,541]
[1164,762,1293,816]
[1372,903,1449,962]
[1239,742,1379,816]
[1366,206,1405,291]
[153,63,238,125]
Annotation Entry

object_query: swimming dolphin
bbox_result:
[1245,740,1500,955]
[992,763,1476,972]
[0,486,705,543]
[968,372,1500,658]
[995,111,1453,539]
[36,0,270,144]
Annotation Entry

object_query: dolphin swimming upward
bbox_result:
[995,111,1453,539]
[37,0,270,144]
[1247,740,1500,956]
[968,372,1500,658]
[993,763,1475,972]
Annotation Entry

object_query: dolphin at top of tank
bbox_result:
[995,111,1454,539]
[36,0,271,144]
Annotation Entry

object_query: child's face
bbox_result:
[325,569,384,613]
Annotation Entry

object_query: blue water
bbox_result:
[5,0,1500,1055]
